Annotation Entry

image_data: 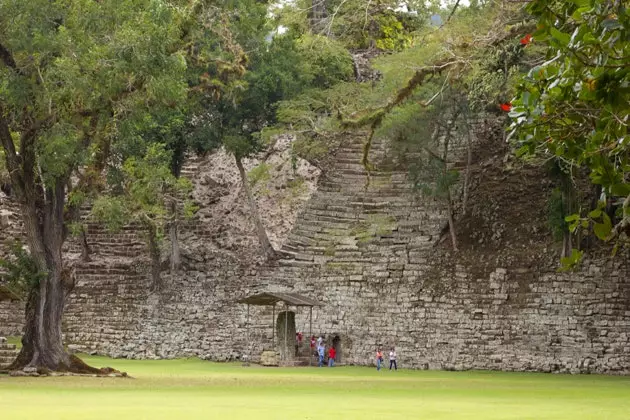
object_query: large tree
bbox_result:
[0,0,241,372]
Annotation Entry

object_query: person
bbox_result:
[389,347,397,371]
[317,335,324,347]
[328,346,336,367]
[317,342,325,367]
[376,348,383,371]
[295,331,303,356]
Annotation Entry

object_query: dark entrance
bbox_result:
[332,335,341,363]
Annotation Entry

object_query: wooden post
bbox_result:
[272,305,275,350]
[309,306,313,366]
[284,304,288,361]
[246,304,250,363]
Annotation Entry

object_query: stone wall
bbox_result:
[1,131,629,374]
[0,194,25,336]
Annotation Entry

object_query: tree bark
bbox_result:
[441,111,459,252]
[560,170,576,258]
[80,228,91,262]
[446,191,459,252]
[462,119,473,216]
[310,0,328,32]
[168,200,181,273]
[145,220,162,292]
[234,155,276,260]
[7,188,100,373]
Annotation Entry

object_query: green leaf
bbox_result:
[610,183,630,197]
[593,212,613,240]
[564,214,579,222]
[588,208,602,219]
[559,248,584,271]
[569,0,590,7]
[550,27,571,46]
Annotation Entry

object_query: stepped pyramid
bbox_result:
[0,337,18,369]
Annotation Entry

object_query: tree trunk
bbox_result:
[168,200,181,273]
[80,228,91,262]
[8,200,101,373]
[446,191,459,252]
[234,155,276,260]
[310,0,328,32]
[442,111,459,252]
[462,119,473,216]
[560,171,576,257]
[145,221,162,292]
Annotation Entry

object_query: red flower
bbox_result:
[500,103,512,112]
[520,34,532,46]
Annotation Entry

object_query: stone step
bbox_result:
[0,348,18,357]
[0,358,15,367]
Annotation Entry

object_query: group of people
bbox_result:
[375,347,397,371]
[309,335,336,367]
[298,332,398,370]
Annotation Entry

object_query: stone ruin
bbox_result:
[0,130,629,374]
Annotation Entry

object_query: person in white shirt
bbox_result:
[389,347,397,370]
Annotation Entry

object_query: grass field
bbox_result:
[1,356,630,420]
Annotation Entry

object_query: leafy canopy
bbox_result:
[509,0,630,247]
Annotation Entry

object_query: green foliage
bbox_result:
[0,240,47,297]
[375,13,414,51]
[91,197,130,233]
[510,0,630,247]
[559,248,585,272]
[0,0,247,283]
[291,135,331,164]
[548,188,568,241]
[280,0,430,50]
[565,202,613,242]
[247,163,272,187]
[93,143,195,234]
[285,176,308,202]
[412,156,460,199]
[296,35,354,88]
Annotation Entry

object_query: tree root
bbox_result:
[4,354,128,377]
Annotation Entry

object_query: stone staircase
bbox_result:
[0,337,18,369]
[274,135,444,266]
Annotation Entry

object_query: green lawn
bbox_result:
[1,356,629,420]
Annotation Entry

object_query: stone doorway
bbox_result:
[332,335,342,363]
[276,310,296,361]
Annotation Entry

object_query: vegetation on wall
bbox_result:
[509,0,629,265]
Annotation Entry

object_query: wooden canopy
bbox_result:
[237,292,320,307]
[237,291,320,364]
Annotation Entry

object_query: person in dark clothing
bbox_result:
[389,347,397,370]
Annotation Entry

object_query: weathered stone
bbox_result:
[1,132,629,375]
[259,350,279,367]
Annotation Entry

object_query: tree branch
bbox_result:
[0,107,24,195]
[442,0,462,27]
[0,42,17,70]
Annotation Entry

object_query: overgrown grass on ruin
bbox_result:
[1,355,629,419]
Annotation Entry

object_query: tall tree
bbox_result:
[0,0,241,372]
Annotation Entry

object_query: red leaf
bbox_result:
[500,103,512,112]
[520,34,532,45]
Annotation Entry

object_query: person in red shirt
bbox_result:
[295,332,303,356]
[328,346,336,367]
